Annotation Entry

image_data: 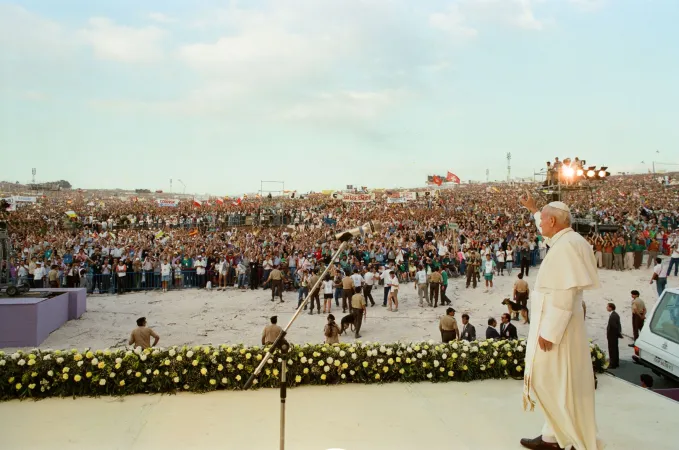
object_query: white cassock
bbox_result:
[523,209,602,450]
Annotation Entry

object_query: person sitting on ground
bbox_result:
[129,317,160,349]
[324,314,341,344]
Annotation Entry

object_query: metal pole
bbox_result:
[280,359,287,450]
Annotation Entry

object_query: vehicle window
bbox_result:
[650,292,679,344]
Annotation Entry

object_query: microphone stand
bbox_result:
[243,239,351,450]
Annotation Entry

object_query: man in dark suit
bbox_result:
[460,313,476,341]
[606,302,623,369]
[486,317,500,339]
[499,313,518,339]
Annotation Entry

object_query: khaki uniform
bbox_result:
[429,271,442,306]
[351,293,366,337]
[341,276,355,313]
[439,315,458,343]
[268,269,284,300]
[631,298,646,341]
[307,274,321,312]
[262,324,283,345]
[513,279,529,307]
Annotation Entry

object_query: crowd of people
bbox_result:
[2,174,678,301]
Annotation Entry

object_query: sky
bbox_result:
[1,0,678,196]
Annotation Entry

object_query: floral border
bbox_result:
[0,339,608,401]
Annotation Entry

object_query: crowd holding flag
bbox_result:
[428,171,461,186]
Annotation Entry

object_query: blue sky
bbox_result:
[1,0,677,196]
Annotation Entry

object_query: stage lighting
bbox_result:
[576,169,584,177]
[598,170,607,178]
[587,170,596,178]
[563,166,575,177]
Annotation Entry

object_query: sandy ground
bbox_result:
[21,259,676,357]
[0,376,676,450]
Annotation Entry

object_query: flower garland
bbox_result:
[0,339,608,401]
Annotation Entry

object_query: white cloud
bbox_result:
[78,18,167,63]
[148,12,177,24]
[569,0,608,12]
[280,89,408,123]
[454,0,546,31]
[429,6,478,38]
[0,4,72,56]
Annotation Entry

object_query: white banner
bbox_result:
[400,191,416,201]
[156,199,179,207]
[12,196,37,203]
[341,193,375,203]
[387,197,406,204]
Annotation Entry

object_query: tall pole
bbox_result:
[486,168,489,183]
[506,152,511,182]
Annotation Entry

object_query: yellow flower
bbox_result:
[226,357,233,363]
[383,366,389,373]
[209,379,216,385]
[395,357,401,363]
[62,367,70,373]
[153,370,160,376]
[597,352,603,360]
[192,360,199,367]
[203,347,210,354]
[246,353,252,360]
[342,363,348,369]
[103,350,111,356]
[256,354,262,361]
[388,358,394,365]
[237,364,244,370]
[115,363,121,370]
[334,360,340,367]
[9,377,14,383]
[463,365,468,371]
[303,368,309,374]
[273,369,279,377]
[200,368,208,375]
[28,383,36,390]
[375,374,380,380]
[217,364,224,371]
[399,369,405,374]
[235,375,242,381]
[74,354,82,361]
[62,374,69,380]
[318,360,324,366]
[448,371,454,377]
[86,351,94,359]
[406,358,411,364]
[176,356,183,362]
[135,372,141,378]
[362,361,368,368]
[86,372,92,378]
[321,374,327,381]
[517,366,523,372]
[15,383,22,390]
[119,380,125,386]
[164,359,171,366]
[74,375,82,382]
[240,349,246,355]
[507,352,512,357]
[97,362,105,369]
[28,354,36,360]
[295,375,302,383]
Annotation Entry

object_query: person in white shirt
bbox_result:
[387,270,399,312]
[161,260,171,293]
[650,257,668,298]
[322,274,335,314]
[414,266,429,306]
[216,258,226,290]
[496,248,506,276]
[380,266,391,307]
[33,262,46,288]
[194,256,207,289]
[667,244,679,277]
[351,270,363,290]
[362,268,375,307]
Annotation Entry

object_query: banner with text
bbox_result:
[341,193,375,203]
[156,199,180,207]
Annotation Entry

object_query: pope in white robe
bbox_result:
[519,196,603,450]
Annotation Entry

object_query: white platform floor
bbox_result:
[0,375,675,450]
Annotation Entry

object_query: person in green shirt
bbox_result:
[440,268,450,305]
[613,241,624,271]
[624,239,635,270]
[633,240,646,269]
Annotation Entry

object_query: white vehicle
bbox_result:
[633,287,679,382]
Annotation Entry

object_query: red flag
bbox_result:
[433,175,443,186]
[189,229,199,236]
[215,198,224,205]
[446,172,460,184]
[193,200,202,207]
[232,197,242,206]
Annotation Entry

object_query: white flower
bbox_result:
[433,360,440,367]
[326,357,334,364]
[351,353,357,360]
[91,358,99,365]
[11,352,20,360]
[427,373,433,379]
[461,353,466,359]
[47,370,54,377]
[169,349,176,357]
[442,353,448,360]
[115,358,122,364]
[77,361,83,367]
[56,357,64,364]
[416,353,422,359]
[422,350,428,356]
[350,370,355,375]
[187,351,194,358]
[300,357,307,364]
[471,346,479,353]
[127,370,132,375]
[380,346,387,353]
[324,366,330,373]
[134,347,142,355]
[99,379,106,385]
[146,369,151,375]
[0,360,4,366]
[43,354,51,361]
[452,343,458,350]
[141,377,147,383]
[517,346,524,352]
[173,377,179,383]
[140,354,147,361]
[18,359,26,366]
[109,372,116,378]
[339,350,346,357]
[152,350,160,356]
[463,346,469,352]
[514,359,518,365]
[341,374,346,379]
[493,351,498,357]
[480,365,486,371]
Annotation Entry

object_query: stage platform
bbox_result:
[0,375,675,450]
[0,288,86,348]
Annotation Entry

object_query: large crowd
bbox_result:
[1,174,678,300]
